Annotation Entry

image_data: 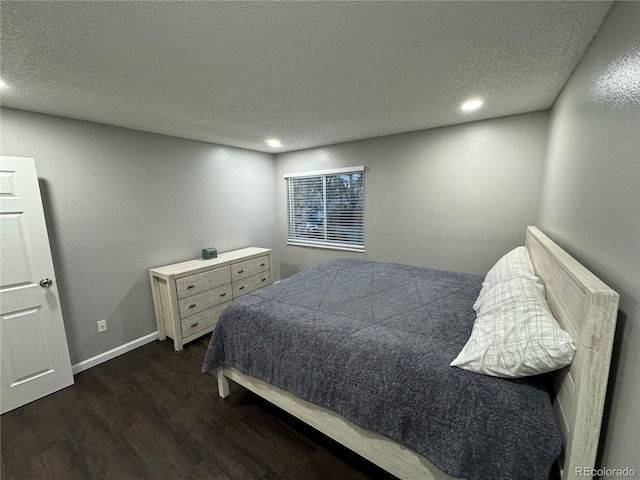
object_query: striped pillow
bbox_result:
[451,276,576,378]
[473,246,540,313]
[475,275,544,316]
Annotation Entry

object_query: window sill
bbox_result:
[286,241,366,253]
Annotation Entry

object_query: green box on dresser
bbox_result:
[150,247,272,351]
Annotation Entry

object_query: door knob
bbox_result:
[39,278,53,288]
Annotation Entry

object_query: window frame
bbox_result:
[284,166,365,252]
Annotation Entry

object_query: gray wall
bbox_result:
[275,111,549,278]
[0,108,277,365]
[538,1,640,476]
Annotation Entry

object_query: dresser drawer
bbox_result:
[176,266,231,299]
[233,271,271,298]
[231,255,270,282]
[178,283,232,318]
[180,301,230,338]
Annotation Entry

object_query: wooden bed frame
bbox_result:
[215,226,619,480]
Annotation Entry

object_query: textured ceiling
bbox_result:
[0,1,612,153]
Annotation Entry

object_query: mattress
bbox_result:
[202,258,561,480]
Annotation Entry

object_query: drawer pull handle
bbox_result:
[261,278,266,282]
[238,269,244,274]
[189,304,197,309]
[260,263,265,267]
[186,285,195,289]
[220,292,226,297]
[239,286,245,290]
[191,322,199,328]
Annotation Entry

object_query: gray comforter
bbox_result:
[202,258,561,480]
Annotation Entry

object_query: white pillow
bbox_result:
[474,275,544,316]
[473,246,540,313]
[451,277,576,378]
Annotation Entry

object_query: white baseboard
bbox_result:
[71,331,159,375]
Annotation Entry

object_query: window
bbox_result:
[285,166,365,251]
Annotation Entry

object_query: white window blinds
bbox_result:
[285,166,365,251]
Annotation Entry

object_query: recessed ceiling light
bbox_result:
[266,139,282,147]
[461,98,483,112]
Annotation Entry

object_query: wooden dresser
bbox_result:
[150,247,272,351]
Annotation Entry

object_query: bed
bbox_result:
[202,227,619,480]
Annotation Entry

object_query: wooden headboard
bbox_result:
[525,226,619,480]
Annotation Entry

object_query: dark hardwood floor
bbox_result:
[1,335,397,480]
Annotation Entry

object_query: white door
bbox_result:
[0,156,73,414]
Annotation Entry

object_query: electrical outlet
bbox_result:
[97,319,107,333]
